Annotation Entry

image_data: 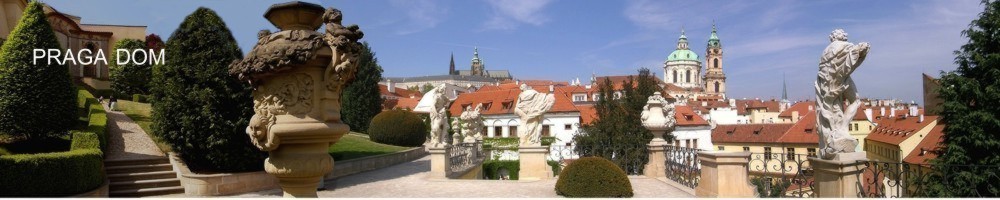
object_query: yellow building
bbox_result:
[864,113,937,163]
[1,0,147,90]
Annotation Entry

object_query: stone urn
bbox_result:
[229,1,364,197]
[641,92,675,146]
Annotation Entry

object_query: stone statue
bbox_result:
[514,84,555,146]
[815,29,869,160]
[414,84,451,147]
[459,103,484,143]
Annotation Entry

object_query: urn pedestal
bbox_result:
[641,92,674,177]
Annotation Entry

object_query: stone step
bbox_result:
[106,163,174,174]
[109,185,184,197]
[108,171,177,182]
[105,158,170,167]
[110,178,181,190]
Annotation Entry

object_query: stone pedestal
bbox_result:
[644,144,667,177]
[518,146,552,180]
[428,146,450,179]
[695,151,756,198]
[810,154,867,198]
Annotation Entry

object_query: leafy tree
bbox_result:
[110,39,151,97]
[927,0,1000,197]
[0,1,77,141]
[145,34,165,51]
[341,42,384,133]
[421,83,434,93]
[150,7,264,172]
[406,85,419,92]
[574,68,663,174]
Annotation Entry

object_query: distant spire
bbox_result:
[449,52,456,75]
[677,26,689,50]
[708,20,721,48]
[782,73,788,100]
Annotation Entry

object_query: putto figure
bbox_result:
[514,84,555,146]
[815,29,870,160]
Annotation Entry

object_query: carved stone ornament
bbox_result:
[815,29,869,160]
[514,84,555,146]
[641,92,675,145]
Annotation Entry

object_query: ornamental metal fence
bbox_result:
[855,161,1000,198]
[548,145,649,175]
[747,153,816,198]
[664,145,701,189]
[447,142,484,178]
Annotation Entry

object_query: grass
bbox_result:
[328,132,409,161]
[115,100,172,153]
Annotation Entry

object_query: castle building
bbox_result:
[451,47,513,81]
[663,24,727,101]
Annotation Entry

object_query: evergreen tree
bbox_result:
[150,7,264,172]
[574,68,663,174]
[0,1,77,141]
[341,42,384,134]
[110,39,151,97]
[421,83,435,94]
[145,34,165,51]
[927,0,1000,197]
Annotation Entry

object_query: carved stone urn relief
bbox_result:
[229,1,364,197]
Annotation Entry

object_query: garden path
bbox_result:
[103,102,164,161]
[230,156,695,198]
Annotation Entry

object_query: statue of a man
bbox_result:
[815,29,869,159]
[514,84,555,146]
[416,84,450,147]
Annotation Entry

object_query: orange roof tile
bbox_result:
[379,84,422,98]
[712,124,796,144]
[448,87,579,116]
[675,105,710,126]
[903,124,945,165]
[578,104,598,125]
[395,97,421,110]
[866,115,938,146]
[777,111,820,144]
[734,99,782,115]
[779,101,815,118]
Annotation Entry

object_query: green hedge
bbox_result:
[483,159,561,180]
[0,148,104,196]
[555,157,633,197]
[70,132,100,150]
[368,110,428,147]
[132,94,148,103]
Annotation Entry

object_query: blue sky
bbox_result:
[43,0,984,105]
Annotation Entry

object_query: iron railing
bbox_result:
[664,145,701,188]
[747,153,815,198]
[549,145,649,175]
[855,161,1000,197]
[447,142,484,178]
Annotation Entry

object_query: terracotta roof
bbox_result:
[593,75,663,91]
[685,100,730,114]
[500,80,569,87]
[777,111,819,144]
[866,115,938,146]
[379,84,422,98]
[448,87,579,116]
[778,101,815,118]
[663,83,704,93]
[735,99,782,115]
[395,97,421,110]
[903,124,945,165]
[578,104,598,125]
[712,124,795,144]
[675,105,710,126]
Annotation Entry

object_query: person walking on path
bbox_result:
[109,96,118,111]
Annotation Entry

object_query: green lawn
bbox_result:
[115,100,172,153]
[329,133,410,161]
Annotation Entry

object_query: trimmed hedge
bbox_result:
[132,94,148,103]
[0,148,104,196]
[368,110,427,147]
[483,159,561,180]
[70,131,100,150]
[555,157,633,197]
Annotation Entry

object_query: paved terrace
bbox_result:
[227,156,693,198]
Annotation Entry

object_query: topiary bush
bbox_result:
[368,110,427,147]
[0,148,104,196]
[150,7,264,172]
[110,39,151,98]
[0,1,77,141]
[555,156,634,197]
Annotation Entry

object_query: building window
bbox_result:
[742,147,750,152]
[573,94,586,102]
[693,139,698,149]
[542,125,550,137]
[564,124,572,130]
[807,148,817,157]
[494,126,502,138]
[714,58,719,68]
[764,147,772,160]
[854,124,859,131]
[686,70,691,83]
[673,70,678,83]
[714,82,720,93]
[509,126,517,137]
[787,148,796,160]
[718,146,725,151]
[675,140,680,147]
[685,140,690,148]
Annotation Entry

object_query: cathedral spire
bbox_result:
[708,21,721,48]
[677,26,689,50]
[449,52,456,75]
[782,73,788,100]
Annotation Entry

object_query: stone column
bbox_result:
[644,143,667,177]
[641,92,674,177]
[428,145,451,179]
[518,146,552,180]
[695,151,756,198]
[810,156,867,198]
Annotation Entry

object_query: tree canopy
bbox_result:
[341,42,384,133]
[110,39,152,97]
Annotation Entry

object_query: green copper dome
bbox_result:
[667,49,699,62]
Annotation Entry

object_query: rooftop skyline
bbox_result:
[43,0,984,105]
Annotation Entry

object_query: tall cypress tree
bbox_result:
[927,0,1000,197]
[0,1,77,141]
[341,42,384,134]
[150,7,264,172]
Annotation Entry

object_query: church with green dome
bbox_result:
[663,24,728,102]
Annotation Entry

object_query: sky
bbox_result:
[42,0,985,105]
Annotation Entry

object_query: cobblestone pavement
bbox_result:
[233,156,694,198]
[103,102,164,161]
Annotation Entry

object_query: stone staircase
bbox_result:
[105,158,183,197]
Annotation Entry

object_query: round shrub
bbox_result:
[555,157,634,197]
[368,110,427,147]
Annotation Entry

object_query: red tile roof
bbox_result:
[675,105,710,126]
[448,86,579,116]
[735,99,781,115]
[903,124,945,165]
[395,97,421,110]
[777,111,819,144]
[866,115,938,146]
[685,100,731,114]
[578,104,598,125]
[712,123,796,144]
[379,84,422,98]
[778,101,815,118]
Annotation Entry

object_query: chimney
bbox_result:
[808,105,814,111]
[791,111,800,123]
[865,108,873,122]
[881,107,886,116]
[729,99,736,107]
[702,101,708,107]
[919,114,925,122]
[387,79,395,93]
[890,108,896,118]
[549,84,554,93]
[909,105,918,117]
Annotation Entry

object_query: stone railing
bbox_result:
[446,142,485,178]
[664,146,702,189]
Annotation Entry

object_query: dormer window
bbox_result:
[502,102,513,110]
[805,128,813,133]
[753,130,760,135]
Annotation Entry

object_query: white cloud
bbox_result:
[481,0,554,31]
[623,0,673,30]
[390,0,449,35]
